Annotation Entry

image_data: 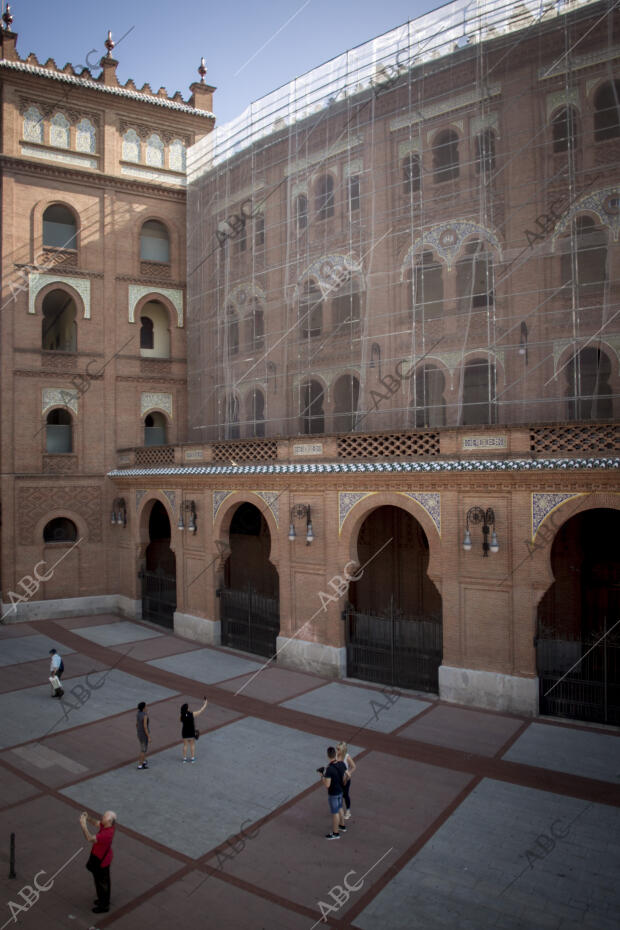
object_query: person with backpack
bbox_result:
[49,648,64,697]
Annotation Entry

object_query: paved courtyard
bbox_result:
[0,615,619,929]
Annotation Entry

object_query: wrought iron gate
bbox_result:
[536,616,620,725]
[345,597,442,693]
[218,586,280,658]
[140,568,176,628]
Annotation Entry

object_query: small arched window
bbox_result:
[475,129,496,176]
[248,299,264,351]
[23,105,43,143]
[224,394,240,440]
[411,252,444,320]
[296,194,308,232]
[122,128,141,162]
[140,316,154,349]
[412,366,446,428]
[462,358,497,425]
[43,204,77,250]
[248,389,265,437]
[144,412,167,446]
[333,374,360,432]
[146,133,164,168]
[76,118,96,154]
[43,517,77,543]
[299,282,323,338]
[433,129,459,182]
[403,153,420,194]
[552,107,578,153]
[561,216,607,289]
[140,220,170,263]
[594,81,620,141]
[300,380,325,434]
[50,112,70,149]
[348,175,360,212]
[46,409,73,453]
[42,289,77,352]
[315,175,335,219]
[567,348,612,420]
[169,139,186,171]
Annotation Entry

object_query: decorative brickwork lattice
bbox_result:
[135,446,176,466]
[140,261,171,279]
[530,425,620,456]
[41,352,78,371]
[211,440,279,463]
[337,432,440,459]
[43,454,78,474]
[18,484,102,545]
[140,359,172,376]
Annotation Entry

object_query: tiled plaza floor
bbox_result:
[0,614,618,930]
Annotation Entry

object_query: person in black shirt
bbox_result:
[319,746,347,839]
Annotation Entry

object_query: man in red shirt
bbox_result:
[79,809,116,914]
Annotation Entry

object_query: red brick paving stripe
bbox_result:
[28,619,620,812]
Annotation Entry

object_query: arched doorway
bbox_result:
[345,505,442,692]
[536,508,620,724]
[218,502,279,657]
[141,500,176,627]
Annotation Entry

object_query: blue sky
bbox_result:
[12,0,439,124]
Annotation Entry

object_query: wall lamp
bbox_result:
[463,506,498,557]
[288,503,314,545]
[178,500,197,533]
[110,498,127,527]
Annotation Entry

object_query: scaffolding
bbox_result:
[186,0,619,442]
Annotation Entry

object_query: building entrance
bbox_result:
[346,505,442,692]
[536,508,620,725]
[141,501,176,628]
[219,503,279,658]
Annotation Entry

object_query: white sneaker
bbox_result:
[345,811,351,820]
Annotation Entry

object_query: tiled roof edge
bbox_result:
[107,457,620,478]
[0,60,215,117]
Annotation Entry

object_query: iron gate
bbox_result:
[218,586,280,658]
[345,597,442,693]
[140,568,176,628]
[536,617,620,725]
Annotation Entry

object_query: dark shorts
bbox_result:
[138,738,148,752]
[328,794,343,815]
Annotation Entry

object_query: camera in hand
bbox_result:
[317,766,325,774]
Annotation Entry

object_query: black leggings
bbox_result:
[343,780,351,810]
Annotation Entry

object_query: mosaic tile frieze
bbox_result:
[399,492,441,535]
[293,253,364,302]
[213,490,234,523]
[135,490,147,512]
[531,492,584,540]
[339,492,377,534]
[128,285,183,327]
[42,387,78,416]
[29,273,91,318]
[551,187,620,243]
[161,489,176,513]
[401,220,502,272]
[141,392,172,418]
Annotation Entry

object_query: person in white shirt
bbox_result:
[48,648,63,696]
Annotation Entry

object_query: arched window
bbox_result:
[566,348,612,420]
[50,112,70,149]
[475,129,496,176]
[299,282,323,338]
[43,517,77,543]
[296,194,308,232]
[462,358,497,425]
[144,412,167,446]
[227,307,239,356]
[122,128,141,162]
[412,366,446,427]
[248,298,264,351]
[23,105,43,143]
[411,252,443,320]
[46,409,73,453]
[315,174,335,219]
[594,81,620,141]
[145,133,164,168]
[403,153,420,194]
[348,175,360,212]
[43,204,77,250]
[300,380,325,434]
[224,394,240,439]
[140,220,170,263]
[76,118,96,153]
[169,139,186,172]
[247,389,265,437]
[456,241,494,309]
[333,374,360,432]
[561,216,607,289]
[140,316,154,349]
[331,275,361,331]
[254,214,265,248]
[552,107,578,153]
[42,290,77,352]
[433,129,459,182]
[139,301,170,358]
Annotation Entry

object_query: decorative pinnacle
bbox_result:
[104,30,115,57]
[198,57,207,83]
[2,4,14,31]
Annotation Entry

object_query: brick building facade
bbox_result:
[2,2,619,724]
